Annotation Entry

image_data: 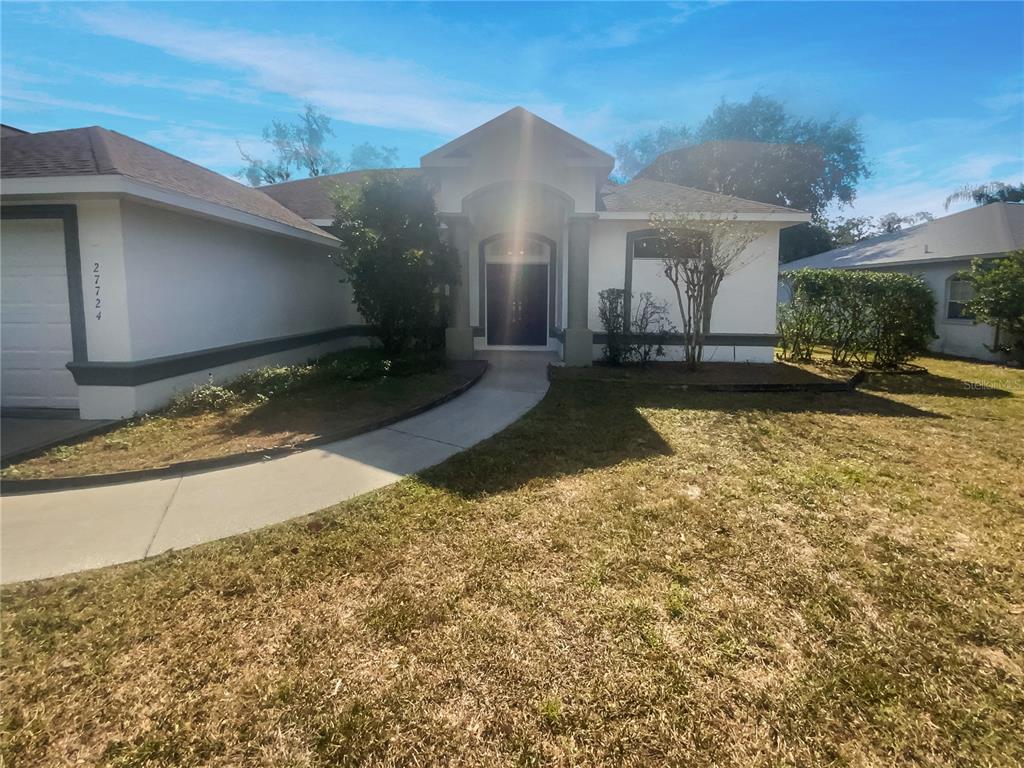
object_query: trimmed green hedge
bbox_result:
[779,269,936,368]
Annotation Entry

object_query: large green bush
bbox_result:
[959,249,1024,362]
[778,269,936,368]
[333,174,458,357]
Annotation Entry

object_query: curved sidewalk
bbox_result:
[0,351,554,584]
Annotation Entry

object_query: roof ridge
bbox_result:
[86,126,118,174]
[421,106,614,166]
[258,167,419,190]
[95,128,332,234]
[617,177,801,213]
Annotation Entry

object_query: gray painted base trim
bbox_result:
[67,325,373,387]
[592,332,779,347]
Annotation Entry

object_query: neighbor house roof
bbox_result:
[784,202,1024,271]
[599,178,810,220]
[1,124,29,137]
[1,126,337,243]
[259,168,422,222]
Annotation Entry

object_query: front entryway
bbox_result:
[486,263,548,346]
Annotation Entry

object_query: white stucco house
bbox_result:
[1,107,809,419]
[783,202,1024,362]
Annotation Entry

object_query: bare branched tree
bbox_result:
[651,211,762,369]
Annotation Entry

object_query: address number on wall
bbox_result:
[93,261,102,320]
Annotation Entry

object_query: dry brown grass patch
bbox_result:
[2,355,1023,765]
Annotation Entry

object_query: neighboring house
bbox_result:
[1,108,809,420]
[263,107,808,366]
[782,202,1024,362]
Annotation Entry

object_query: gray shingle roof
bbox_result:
[783,202,1024,271]
[1,127,334,240]
[259,168,422,221]
[600,178,806,216]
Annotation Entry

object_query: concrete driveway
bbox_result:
[1,410,114,463]
[0,351,554,584]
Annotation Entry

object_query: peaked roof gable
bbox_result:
[421,107,614,168]
[1,126,336,241]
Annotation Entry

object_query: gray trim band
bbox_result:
[2,204,88,363]
[67,325,372,386]
[593,332,779,347]
[623,228,661,333]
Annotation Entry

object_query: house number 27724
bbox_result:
[93,262,102,320]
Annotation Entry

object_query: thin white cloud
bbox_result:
[948,152,1023,182]
[978,75,1024,115]
[138,125,265,175]
[555,2,727,52]
[70,7,569,137]
[89,71,267,106]
[847,149,1024,220]
[2,87,160,122]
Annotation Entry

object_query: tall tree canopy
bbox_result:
[238,105,397,186]
[641,141,826,213]
[616,95,870,220]
[613,125,692,180]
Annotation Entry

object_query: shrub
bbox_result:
[598,288,629,365]
[168,382,240,415]
[228,365,311,399]
[598,288,674,366]
[778,269,936,368]
[959,249,1024,362]
[164,348,444,417]
[864,272,937,368]
[630,292,674,365]
[333,174,459,357]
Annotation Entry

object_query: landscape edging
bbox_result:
[547,363,866,392]
[0,360,488,496]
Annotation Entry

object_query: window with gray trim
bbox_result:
[946,276,975,320]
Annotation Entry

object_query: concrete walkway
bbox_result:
[0,351,553,584]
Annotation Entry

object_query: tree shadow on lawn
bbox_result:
[861,371,1016,399]
[421,380,943,500]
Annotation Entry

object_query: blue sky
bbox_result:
[2,1,1022,218]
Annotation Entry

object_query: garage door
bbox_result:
[1,218,79,409]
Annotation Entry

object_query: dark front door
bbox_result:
[486,263,548,346]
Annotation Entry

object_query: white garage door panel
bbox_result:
[1,219,78,409]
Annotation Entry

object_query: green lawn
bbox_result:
[2,356,1022,766]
